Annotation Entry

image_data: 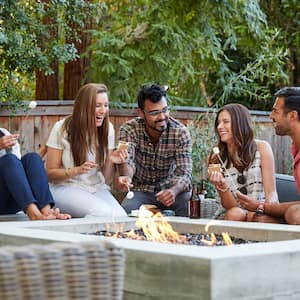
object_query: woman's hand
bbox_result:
[236,191,260,212]
[109,149,128,164]
[76,161,98,175]
[0,134,19,150]
[209,170,227,190]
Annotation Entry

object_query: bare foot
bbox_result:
[52,207,72,220]
[26,203,56,220]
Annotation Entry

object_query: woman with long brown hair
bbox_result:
[208,103,280,222]
[46,83,127,217]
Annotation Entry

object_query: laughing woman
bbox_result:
[207,103,281,223]
[46,83,127,217]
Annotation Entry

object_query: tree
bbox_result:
[261,0,300,87]
[0,0,102,108]
[88,0,288,110]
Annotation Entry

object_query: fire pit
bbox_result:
[87,213,260,246]
[1,216,300,300]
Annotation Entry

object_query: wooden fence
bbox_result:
[0,100,292,174]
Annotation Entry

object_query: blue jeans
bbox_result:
[121,190,191,216]
[0,152,54,214]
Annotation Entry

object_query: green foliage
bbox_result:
[0,0,102,109]
[1,0,300,112]
[188,110,218,198]
[88,0,288,110]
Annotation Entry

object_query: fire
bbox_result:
[202,221,233,246]
[126,212,233,246]
[132,211,187,244]
[101,212,234,246]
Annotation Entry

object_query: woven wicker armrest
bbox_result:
[0,241,125,300]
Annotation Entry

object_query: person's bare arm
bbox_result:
[46,147,96,182]
[258,140,278,203]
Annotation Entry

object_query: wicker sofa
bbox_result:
[0,241,125,300]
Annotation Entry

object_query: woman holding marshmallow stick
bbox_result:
[46,83,127,217]
[0,128,71,220]
[207,103,281,223]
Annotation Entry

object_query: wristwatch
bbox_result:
[255,203,265,216]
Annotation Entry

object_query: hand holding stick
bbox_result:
[213,147,238,193]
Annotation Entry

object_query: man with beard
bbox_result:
[238,87,300,224]
[116,84,192,216]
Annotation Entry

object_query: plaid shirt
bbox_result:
[118,117,192,193]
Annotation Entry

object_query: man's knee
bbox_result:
[173,191,190,216]
[285,205,300,225]
[121,197,141,213]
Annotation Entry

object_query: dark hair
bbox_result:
[137,84,167,109]
[208,103,257,171]
[274,87,300,120]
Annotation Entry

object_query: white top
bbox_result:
[46,119,115,193]
[214,150,264,219]
[0,128,21,159]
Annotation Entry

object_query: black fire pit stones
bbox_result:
[86,229,260,247]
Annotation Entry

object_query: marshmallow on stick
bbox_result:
[28,101,37,109]
[19,101,38,139]
[117,141,129,151]
[126,190,134,199]
[212,146,238,192]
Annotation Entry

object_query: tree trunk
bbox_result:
[35,63,59,100]
[63,22,92,100]
[35,0,59,100]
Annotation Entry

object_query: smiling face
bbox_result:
[217,110,234,145]
[140,97,169,135]
[270,97,291,136]
[95,92,109,127]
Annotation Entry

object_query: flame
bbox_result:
[222,232,233,246]
[134,212,186,244]
[201,233,217,246]
[104,212,233,246]
[203,220,233,246]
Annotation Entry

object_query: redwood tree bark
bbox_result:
[35,0,59,100]
[35,62,59,100]
[63,22,92,100]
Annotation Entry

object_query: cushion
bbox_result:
[276,173,300,202]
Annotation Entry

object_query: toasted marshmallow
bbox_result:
[117,141,129,151]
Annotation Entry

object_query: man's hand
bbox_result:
[236,191,260,212]
[0,134,19,150]
[156,189,176,207]
[109,148,128,164]
[116,175,133,192]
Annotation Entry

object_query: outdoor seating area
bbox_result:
[2,2,300,299]
[1,216,300,299]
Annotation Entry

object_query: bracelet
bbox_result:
[255,203,265,216]
[215,184,229,193]
[65,168,71,178]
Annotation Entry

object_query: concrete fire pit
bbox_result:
[1,216,300,300]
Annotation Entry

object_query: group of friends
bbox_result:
[1,84,300,225]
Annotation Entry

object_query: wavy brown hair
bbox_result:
[63,83,109,169]
[208,103,257,172]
